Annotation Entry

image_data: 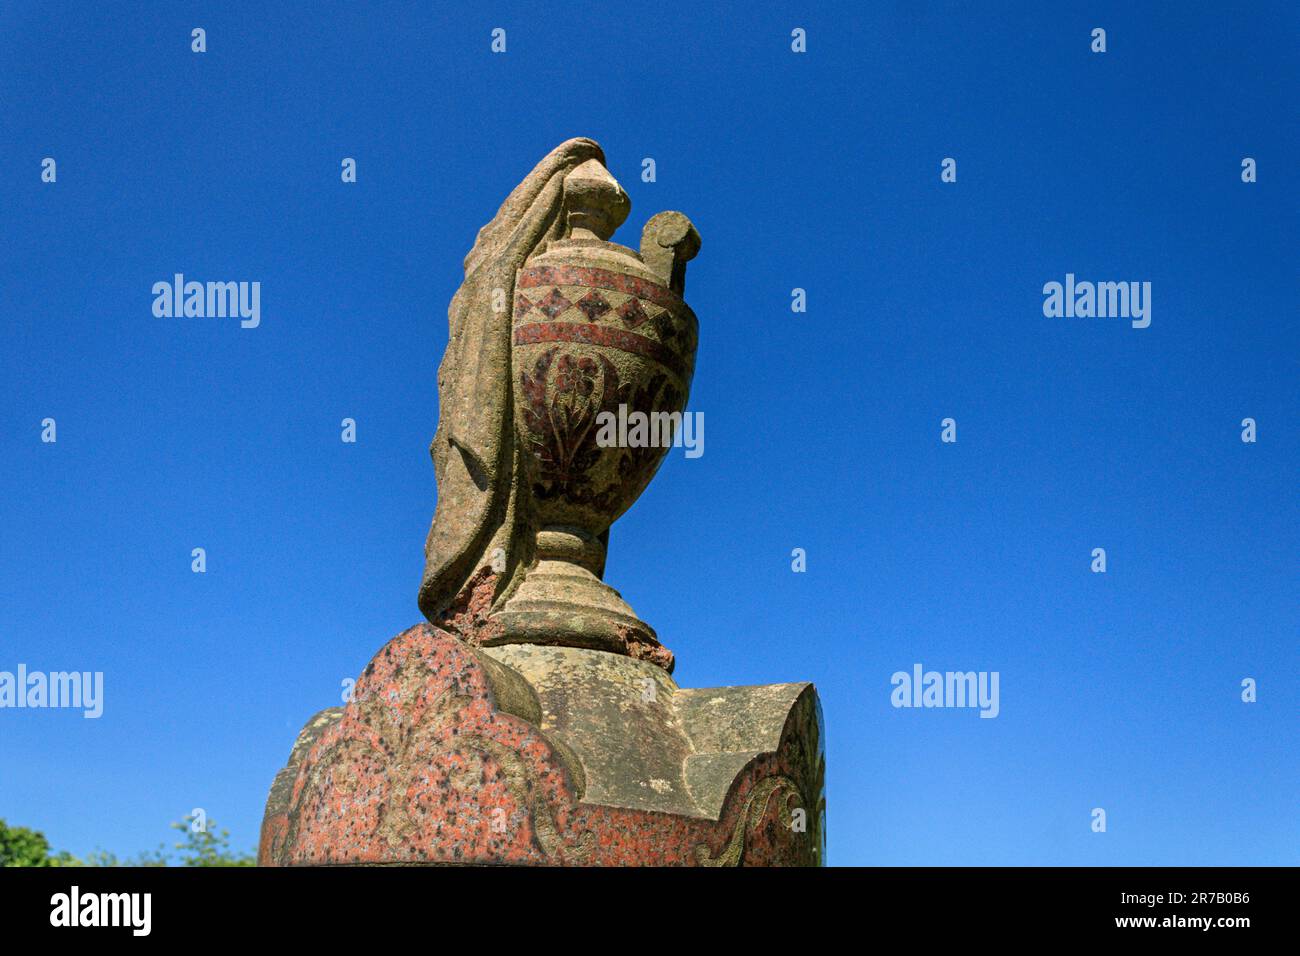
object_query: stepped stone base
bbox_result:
[258,623,824,866]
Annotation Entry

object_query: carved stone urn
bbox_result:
[260,141,826,868]
[497,160,701,665]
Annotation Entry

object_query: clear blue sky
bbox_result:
[1,2,1295,866]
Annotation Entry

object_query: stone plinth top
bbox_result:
[259,624,824,867]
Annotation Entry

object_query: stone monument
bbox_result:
[259,138,825,866]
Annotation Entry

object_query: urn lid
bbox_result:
[563,159,630,241]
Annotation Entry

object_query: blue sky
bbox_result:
[1,2,1295,866]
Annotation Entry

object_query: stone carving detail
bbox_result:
[518,348,620,498]
[695,776,804,867]
[517,346,682,514]
[418,140,700,666]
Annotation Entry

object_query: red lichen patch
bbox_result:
[616,624,676,673]
[433,565,505,646]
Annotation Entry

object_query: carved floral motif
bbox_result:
[517,345,683,512]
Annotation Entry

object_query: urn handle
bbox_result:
[640,211,701,296]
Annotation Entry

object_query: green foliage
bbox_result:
[170,814,254,867]
[0,815,253,867]
[0,819,72,867]
[80,846,169,867]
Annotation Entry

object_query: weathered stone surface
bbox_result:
[258,707,342,861]
[418,137,698,665]
[259,624,824,866]
[418,139,604,630]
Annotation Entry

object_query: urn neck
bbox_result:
[536,526,605,575]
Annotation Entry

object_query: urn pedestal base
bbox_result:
[494,558,656,654]
[258,623,824,867]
